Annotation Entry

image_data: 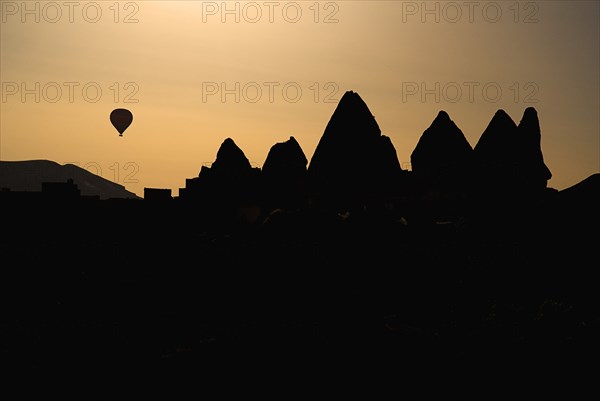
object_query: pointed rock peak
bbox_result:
[219,137,238,151]
[428,111,459,132]
[217,137,244,156]
[517,107,542,141]
[335,90,372,115]
[286,136,304,156]
[324,90,381,137]
[492,109,512,121]
[263,136,308,176]
[435,110,451,123]
[339,90,357,99]
[489,109,518,128]
[212,138,251,173]
[474,110,518,154]
[290,137,308,163]
[411,109,473,173]
[337,90,367,110]
[270,136,303,155]
[270,136,307,163]
[516,106,550,181]
[309,90,383,177]
[424,110,466,137]
[518,107,539,130]
[523,107,538,120]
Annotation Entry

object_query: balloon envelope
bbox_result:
[110,108,133,136]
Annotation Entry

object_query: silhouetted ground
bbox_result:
[1,92,597,377]
[1,185,598,374]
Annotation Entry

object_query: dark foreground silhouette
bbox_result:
[1,91,598,375]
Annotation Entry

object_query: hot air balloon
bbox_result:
[110,108,133,136]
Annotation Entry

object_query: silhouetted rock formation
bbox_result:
[262,136,308,211]
[0,160,139,199]
[516,107,552,191]
[179,138,260,222]
[473,109,519,191]
[474,108,551,195]
[4,92,599,372]
[308,91,403,209]
[211,138,253,179]
[263,136,307,178]
[377,135,403,175]
[410,111,473,194]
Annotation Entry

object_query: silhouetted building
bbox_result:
[144,187,172,203]
[42,178,80,199]
[0,187,43,204]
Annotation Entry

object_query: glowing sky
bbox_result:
[1,1,598,196]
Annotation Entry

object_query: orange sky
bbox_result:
[1,1,598,196]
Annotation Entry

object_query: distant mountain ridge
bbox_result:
[0,160,140,199]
